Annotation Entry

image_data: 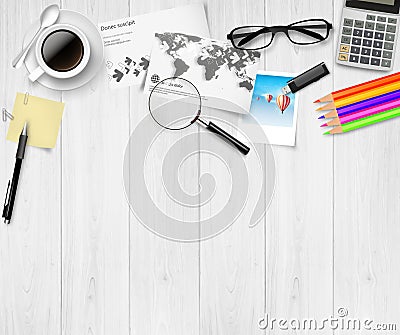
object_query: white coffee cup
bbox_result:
[29,23,90,82]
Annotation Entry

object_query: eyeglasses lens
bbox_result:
[231,26,272,49]
[287,20,329,44]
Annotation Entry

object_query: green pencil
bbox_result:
[324,107,400,134]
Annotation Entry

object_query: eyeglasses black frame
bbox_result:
[227,19,333,50]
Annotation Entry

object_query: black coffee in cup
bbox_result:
[41,29,84,72]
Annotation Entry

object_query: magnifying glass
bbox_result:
[148,77,250,155]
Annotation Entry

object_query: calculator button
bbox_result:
[355,20,364,28]
[384,42,394,50]
[383,50,393,59]
[388,18,397,24]
[351,46,361,54]
[377,16,387,22]
[373,40,383,49]
[361,48,371,56]
[340,44,350,52]
[374,32,384,40]
[349,55,359,63]
[387,25,397,33]
[338,53,349,61]
[343,27,352,35]
[372,49,382,57]
[344,18,354,26]
[353,37,362,45]
[353,29,363,37]
[367,15,376,21]
[385,33,395,42]
[360,56,370,64]
[341,36,351,44]
[365,22,375,30]
[382,59,392,68]
[364,30,374,38]
[371,58,381,66]
[376,23,386,31]
[362,39,372,47]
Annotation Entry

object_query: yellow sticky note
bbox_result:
[6,93,65,149]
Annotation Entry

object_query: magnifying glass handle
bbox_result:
[207,121,250,155]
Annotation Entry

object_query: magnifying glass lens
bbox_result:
[149,77,250,155]
[149,77,201,130]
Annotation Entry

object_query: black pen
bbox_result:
[2,122,28,224]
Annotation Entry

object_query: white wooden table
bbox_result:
[1,0,399,334]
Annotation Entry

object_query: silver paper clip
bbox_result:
[2,108,14,122]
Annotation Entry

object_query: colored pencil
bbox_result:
[314,72,400,103]
[321,99,400,127]
[324,107,400,134]
[318,89,400,119]
[316,81,400,111]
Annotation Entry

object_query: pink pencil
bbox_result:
[321,99,400,127]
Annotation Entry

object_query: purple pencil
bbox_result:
[319,89,400,119]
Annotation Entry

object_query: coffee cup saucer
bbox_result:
[23,9,104,91]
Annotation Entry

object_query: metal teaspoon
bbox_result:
[12,4,60,69]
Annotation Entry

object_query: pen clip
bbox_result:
[2,180,10,218]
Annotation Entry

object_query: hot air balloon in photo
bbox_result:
[263,94,273,103]
[276,94,291,113]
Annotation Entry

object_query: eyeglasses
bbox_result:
[227,19,333,50]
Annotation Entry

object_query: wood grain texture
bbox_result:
[1,0,400,334]
[0,1,62,334]
[333,2,400,332]
[129,1,200,334]
[60,1,130,335]
[263,0,334,332]
[199,1,266,334]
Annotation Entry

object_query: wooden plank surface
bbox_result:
[0,1,62,334]
[60,1,130,335]
[333,1,400,332]
[263,0,334,332]
[199,1,266,334]
[128,1,200,334]
[1,0,400,334]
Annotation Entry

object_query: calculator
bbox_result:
[337,0,400,71]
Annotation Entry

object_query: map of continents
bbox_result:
[155,32,261,91]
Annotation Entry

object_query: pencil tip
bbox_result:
[323,130,330,135]
[320,123,327,127]
[318,115,325,119]
[314,99,320,103]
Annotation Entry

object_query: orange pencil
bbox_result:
[315,72,400,103]
[316,80,400,110]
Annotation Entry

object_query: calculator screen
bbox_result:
[347,0,400,13]
[358,0,395,5]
